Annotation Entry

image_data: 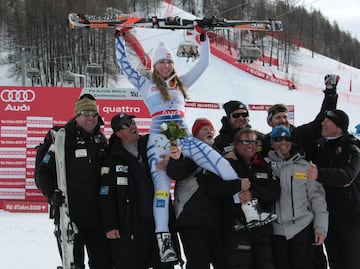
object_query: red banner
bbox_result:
[0,86,153,212]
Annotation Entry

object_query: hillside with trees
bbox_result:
[0,0,359,87]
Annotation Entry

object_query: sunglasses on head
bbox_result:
[325,110,337,119]
[238,140,257,146]
[79,111,98,117]
[231,112,249,119]
[118,119,135,130]
[273,136,291,142]
[79,94,95,101]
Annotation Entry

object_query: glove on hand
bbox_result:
[114,27,132,38]
[194,22,206,42]
[50,189,65,207]
[324,74,340,91]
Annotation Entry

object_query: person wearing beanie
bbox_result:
[152,41,175,66]
[115,25,249,263]
[35,93,112,268]
[74,94,98,118]
[270,125,291,145]
[100,113,181,269]
[262,75,339,168]
[191,118,215,145]
[323,109,349,133]
[214,100,264,156]
[307,108,360,269]
[266,104,289,127]
[267,123,328,269]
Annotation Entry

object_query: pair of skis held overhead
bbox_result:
[68,12,284,32]
[53,12,284,269]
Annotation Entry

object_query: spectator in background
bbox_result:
[214,100,264,156]
[100,113,181,269]
[355,123,360,135]
[307,110,360,269]
[35,94,112,269]
[267,126,328,269]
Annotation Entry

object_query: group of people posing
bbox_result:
[35,25,360,269]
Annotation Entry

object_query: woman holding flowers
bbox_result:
[115,26,248,263]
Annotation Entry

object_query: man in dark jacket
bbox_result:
[100,113,180,269]
[214,100,264,156]
[307,109,360,269]
[35,94,112,269]
[205,128,280,269]
[262,74,339,157]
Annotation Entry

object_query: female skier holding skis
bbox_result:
[114,26,251,263]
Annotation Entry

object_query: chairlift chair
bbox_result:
[26,67,40,78]
[62,71,76,86]
[85,63,104,87]
[237,45,262,63]
[85,63,103,76]
[176,41,199,59]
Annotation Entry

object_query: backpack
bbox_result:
[34,126,62,187]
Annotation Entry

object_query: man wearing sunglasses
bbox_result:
[35,94,112,269]
[100,113,181,269]
[214,100,264,157]
[307,109,360,269]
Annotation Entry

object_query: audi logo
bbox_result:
[0,89,36,102]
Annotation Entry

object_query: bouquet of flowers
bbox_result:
[160,121,187,146]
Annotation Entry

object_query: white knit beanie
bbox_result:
[152,41,174,66]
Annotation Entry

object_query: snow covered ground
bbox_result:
[1,3,360,269]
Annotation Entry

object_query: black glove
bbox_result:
[194,22,207,42]
[114,27,132,39]
[50,189,65,207]
[324,74,339,93]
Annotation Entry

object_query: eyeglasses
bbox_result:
[238,140,257,146]
[79,111,98,117]
[273,136,291,142]
[117,119,136,130]
[231,112,249,119]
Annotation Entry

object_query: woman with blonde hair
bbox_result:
[115,27,249,263]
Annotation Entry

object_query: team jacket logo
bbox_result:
[0,89,36,102]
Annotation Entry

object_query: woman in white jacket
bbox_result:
[266,126,328,269]
[114,27,250,263]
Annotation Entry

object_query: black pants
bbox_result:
[325,222,360,269]
[225,231,275,269]
[179,225,226,269]
[110,221,174,269]
[272,225,314,269]
[56,224,112,269]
